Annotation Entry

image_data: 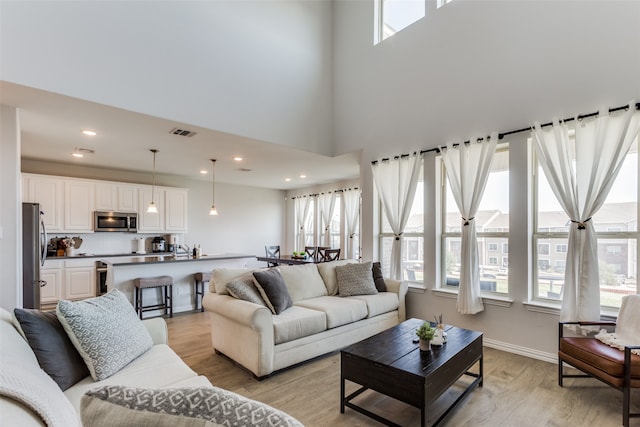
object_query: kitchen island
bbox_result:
[103,253,253,315]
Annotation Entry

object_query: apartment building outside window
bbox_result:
[442,148,509,294]
[533,137,638,309]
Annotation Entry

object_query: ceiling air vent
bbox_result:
[169,128,197,137]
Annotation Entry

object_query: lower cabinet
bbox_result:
[41,258,96,304]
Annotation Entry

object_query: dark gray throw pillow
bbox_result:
[372,262,387,292]
[252,268,292,315]
[14,308,89,391]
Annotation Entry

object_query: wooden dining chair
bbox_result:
[304,246,317,260]
[264,245,280,267]
[320,248,340,262]
[316,246,330,262]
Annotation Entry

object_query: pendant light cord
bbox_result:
[211,159,216,204]
[151,149,158,202]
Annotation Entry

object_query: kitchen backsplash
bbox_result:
[48,232,184,256]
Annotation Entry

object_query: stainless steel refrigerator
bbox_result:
[22,202,47,309]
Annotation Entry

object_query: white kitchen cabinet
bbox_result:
[63,258,96,301]
[138,187,165,232]
[23,174,64,231]
[95,183,138,212]
[64,180,95,232]
[165,188,188,232]
[40,260,63,304]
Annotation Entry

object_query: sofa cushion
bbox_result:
[347,292,399,318]
[0,354,80,427]
[63,344,201,413]
[336,261,378,297]
[81,385,304,427]
[57,289,154,381]
[316,259,358,296]
[295,296,367,329]
[273,306,327,345]
[253,268,293,315]
[227,275,267,307]
[212,268,252,294]
[372,262,387,292]
[13,308,89,391]
[278,263,328,302]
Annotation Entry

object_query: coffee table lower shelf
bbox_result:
[340,319,483,427]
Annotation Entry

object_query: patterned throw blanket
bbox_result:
[595,294,640,356]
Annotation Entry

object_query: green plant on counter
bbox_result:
[416,321,435,341]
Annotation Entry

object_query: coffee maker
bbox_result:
[167,234,177,253]
[152,236,166,253]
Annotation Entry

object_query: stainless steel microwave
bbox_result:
[94,211,137,232]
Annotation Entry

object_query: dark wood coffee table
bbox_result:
[340,318,483,427]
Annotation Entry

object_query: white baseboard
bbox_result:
[483,337,558,365]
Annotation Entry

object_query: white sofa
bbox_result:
[202,260,408,378]
[0,305,303,427]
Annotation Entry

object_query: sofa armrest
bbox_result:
[202,293,273,332]
[384,278,408,321]
[142,317,168,345]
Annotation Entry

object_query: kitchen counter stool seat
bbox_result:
[193,272,212,312]
[133,275,173,319]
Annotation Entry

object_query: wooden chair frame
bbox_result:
[558,321,640,427]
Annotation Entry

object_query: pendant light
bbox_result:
[209,158,218,216]
[147,149,159,213]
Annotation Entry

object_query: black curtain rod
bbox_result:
[290,187,359,199]
[371,101,640,165]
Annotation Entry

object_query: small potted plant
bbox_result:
[416,321,435,352]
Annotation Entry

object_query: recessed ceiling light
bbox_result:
[233,156,243,161]
[300,174,307,179]
[82,130,97,136]
[200,169,208,174]
[285,178,291,182]
[72,147,94,158]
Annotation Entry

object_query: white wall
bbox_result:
[1,1,334,155]
[0,106,21,310]
[332,0,640,361]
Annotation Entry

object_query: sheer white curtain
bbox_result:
[343,189,360,259]
[318,192,337,247]
[294,196,312,252]
[441,133,498,314]
[532,103,640,322]
[371,153,422,280]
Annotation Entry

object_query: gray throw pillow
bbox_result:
[227,274,267,307]
[81,385,304,427]
[13,308,89,391]
[252,268,293,314]
[336,261,378,296]
[372,262,387,292]
[56,289,153,381]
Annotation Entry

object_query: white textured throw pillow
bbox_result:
[56,289,153,381]
[336,261,378,297]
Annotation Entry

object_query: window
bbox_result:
[437,0,454,8]
[534,134,638,310]
[502,243,509,253]
[329,196,341,249]
[442,147,509,294]
[304,198,316,247]
[379,166,424,282]
[375,0,425,44]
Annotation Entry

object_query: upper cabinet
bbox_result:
[95,183,138,213]
[64,180,95,232]
[23,174,188,233]
[23,174,64,231]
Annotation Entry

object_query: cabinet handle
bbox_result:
[38,280,47,288]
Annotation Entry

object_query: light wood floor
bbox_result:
[166,311,634,426]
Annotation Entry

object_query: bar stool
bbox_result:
[133,275,173,319]
[193,272,212,312]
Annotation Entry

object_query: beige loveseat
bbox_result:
[202,260,408,378]
[0,297,302,426]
